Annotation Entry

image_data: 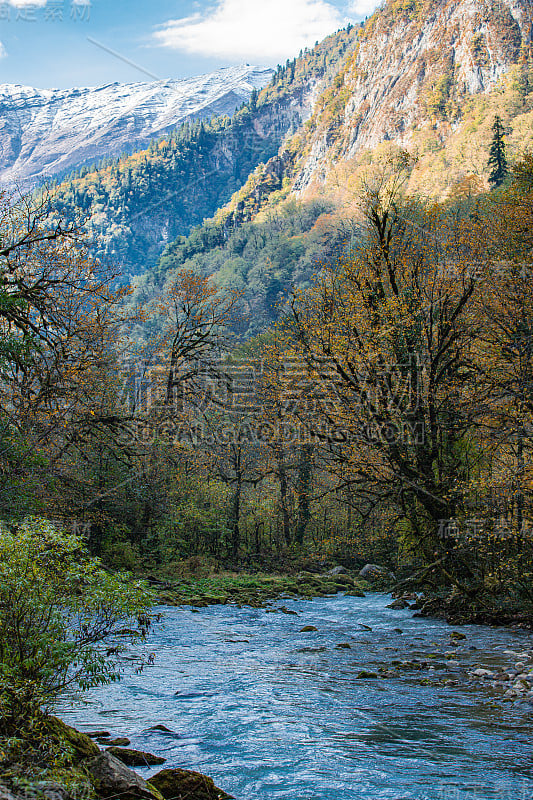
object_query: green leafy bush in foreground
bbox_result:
[0,518,156,732]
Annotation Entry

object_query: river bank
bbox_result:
[0,715,233,800]
[148,568,371,607]
[149,564,533,629]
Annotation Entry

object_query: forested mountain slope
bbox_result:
[141,0,533,335]
[49,28,357,277]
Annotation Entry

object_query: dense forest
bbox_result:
[130,198,356,338]
[3,144,533,617]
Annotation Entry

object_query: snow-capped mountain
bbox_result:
[0,64,274,187]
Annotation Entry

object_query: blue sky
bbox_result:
[0,0,380,89]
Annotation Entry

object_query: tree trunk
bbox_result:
[296,444,313,546]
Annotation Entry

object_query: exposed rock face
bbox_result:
[149,768,234,800]
[0,65,273,187]
[293,0,533,193]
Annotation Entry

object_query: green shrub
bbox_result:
[0,517,156,731]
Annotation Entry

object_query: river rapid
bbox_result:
[61,593,533,800]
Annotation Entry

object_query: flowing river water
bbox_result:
[61,593,533,800]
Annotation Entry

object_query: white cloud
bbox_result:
[154,0,345,62]
[0,42,6,59]
[6,1,48,7]
[348,0,380,16]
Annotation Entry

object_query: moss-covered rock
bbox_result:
[47,717,100,762]
[87,752,164,800]
[149,769,233,800]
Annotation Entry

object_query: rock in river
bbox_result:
[147,725,174,733]
[150,768,234,800]
[387,598,409,609]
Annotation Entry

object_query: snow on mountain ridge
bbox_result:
[0,65,274,187]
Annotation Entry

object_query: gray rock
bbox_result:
[106,747,166,766]
[359,564,395,581]
[325,566,350,576]
[87,751,163,800]
[387,598,409,609]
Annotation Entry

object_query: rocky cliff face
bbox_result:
[292,0,533,195]
[0,65,273,187]
[147,0,533,335]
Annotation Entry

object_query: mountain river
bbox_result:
[60,593,533,800]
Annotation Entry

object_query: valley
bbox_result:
[1,2,533,799]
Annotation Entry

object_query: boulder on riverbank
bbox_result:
[1,718,234,800]
[106,747,166,766]
[359,564,395,583]
[47,716,100,761]
[87,751,164,800]
[150,769,234,800]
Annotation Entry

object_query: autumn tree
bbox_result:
[0,190,142,521]
[289,164,488,585]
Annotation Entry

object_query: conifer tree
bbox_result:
[488,116,508,188]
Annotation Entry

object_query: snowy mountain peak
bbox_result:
[0,65,274,187]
